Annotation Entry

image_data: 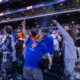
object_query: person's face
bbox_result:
[52,30,57,34]
[55,30,59,35]
[29,31,32,36]
[37,30,44,42]
[0,35,3,42]
[64,26,69,31]
[3,29,7,35]
[52,30,55,34]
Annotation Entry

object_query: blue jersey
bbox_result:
[24,38,48,68]
[43,34,54,55]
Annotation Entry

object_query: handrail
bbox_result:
[0,8,80,24]
[0,0,65,16]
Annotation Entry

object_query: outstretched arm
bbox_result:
[45,53,52,69]
[52,20,74,44]
[22,20,29,41]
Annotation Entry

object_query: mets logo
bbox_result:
[32,42,37,48]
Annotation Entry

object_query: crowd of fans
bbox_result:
[0,20,80,80]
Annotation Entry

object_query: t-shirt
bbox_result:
[0,35,14,62]
[51,34,59,51]
[24,38,48,68]
[43,34,54,55]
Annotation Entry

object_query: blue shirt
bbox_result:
[24,38,48,68]
[43,34,54,55]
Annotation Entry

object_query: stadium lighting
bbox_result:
[76,0,79,2]
[0,0,2,2]
[27,6,32,10]
[60,3,63,6]
[0,13,4,16]
[0,0,9,3]
[71,21,74,24]
[0,0,65,17]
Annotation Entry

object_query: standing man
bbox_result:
[0,26,16,79]
[40,28,54,59]
[22,20,52,80]
[52,20,77,80]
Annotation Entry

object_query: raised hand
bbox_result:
[21,20,26,27]
[52,19,58,24]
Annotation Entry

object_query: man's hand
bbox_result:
[52,19,58,24]
[48,59,52,70]
[45,53,52,70]
[22,20,29,41]
[21,20,26,27]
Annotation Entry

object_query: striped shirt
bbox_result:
[0,34,16,62]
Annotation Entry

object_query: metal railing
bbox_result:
[0,7,80,24]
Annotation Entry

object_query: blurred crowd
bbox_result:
[0,20,80,80]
